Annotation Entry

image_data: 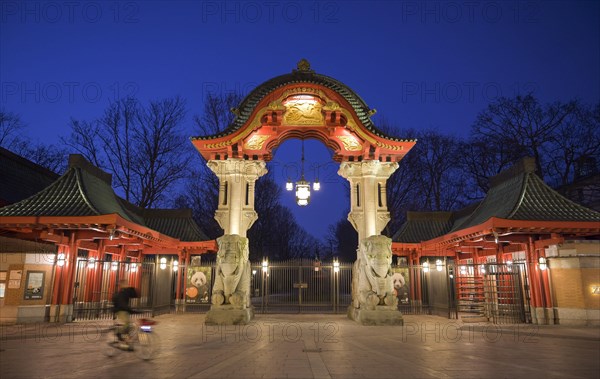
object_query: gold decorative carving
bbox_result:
[204,141,232,149]
[282,87,326,99]
[283,100,324,125]
[268,100,284,110]
[296,58,312,72]
[376,141,403,151]
[244,135,270,150]
[323,101,340,111]
[344,120,376,144]
[338,136,362,151]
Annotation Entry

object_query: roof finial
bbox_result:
[294,58,313,73]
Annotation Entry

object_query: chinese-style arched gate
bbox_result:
[192,60,415,324]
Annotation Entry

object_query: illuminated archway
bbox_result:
[192,60,416,325]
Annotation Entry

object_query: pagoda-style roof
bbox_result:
[0,154,209,244]
[451,158,600,231]
[191,59,416,163]
[392,212,453,243]
[192,61,401,143]
[0,147,60,207]
[142,209,208,242]
[392,157,600,246]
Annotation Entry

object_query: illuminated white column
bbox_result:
[208,159,267,237]
[338,161,398,242]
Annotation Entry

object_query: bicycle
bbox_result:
[103,318,160,360]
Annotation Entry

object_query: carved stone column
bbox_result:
[338,160,398,242]
[208,159,268,237]
[338,161,403,325]
[205,159,266,325]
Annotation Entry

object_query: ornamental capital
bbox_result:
[338,160,398,179]
[208,159,268,180]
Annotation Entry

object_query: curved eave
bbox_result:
[178,240,218,253]
[191,71,378,140]
[423,217,600,248]
[192,82,416,162]
[0,214,180,248]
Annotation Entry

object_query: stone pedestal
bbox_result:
[348,305,403,326]
[205,305,255,325]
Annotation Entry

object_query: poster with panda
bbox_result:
[391,267,410,305]
[186,266,211,304]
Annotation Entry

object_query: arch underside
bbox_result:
[192,83,415,163]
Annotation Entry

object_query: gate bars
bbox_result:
[71,258,531,324]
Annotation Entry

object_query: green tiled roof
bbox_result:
[450,158,600,232]
[191,62,415,143]
[394,158,600,243]
[0,154,209,242]
[392,212,453,243]
[143,209,208,242]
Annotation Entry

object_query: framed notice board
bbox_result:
[24,271,45,300]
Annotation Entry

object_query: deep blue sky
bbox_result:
[1,1,599,241]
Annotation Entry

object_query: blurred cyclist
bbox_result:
[112,279,139,349]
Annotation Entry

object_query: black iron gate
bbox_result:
[251,259,352,314]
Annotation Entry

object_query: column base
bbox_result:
[348,305,404,326]
[205,305,255,325]
[531,306,555,325]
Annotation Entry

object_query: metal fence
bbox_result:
[70,259,530,323]
[72,257,171,321]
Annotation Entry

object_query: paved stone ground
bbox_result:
[1,313,599,379]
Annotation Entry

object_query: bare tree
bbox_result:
[63,97,192,208]
[545,102,600,186]
[1,110,67,173]
[472,94,576,180]
[0,110,26,149]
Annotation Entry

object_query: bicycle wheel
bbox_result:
[102,327,119,358]
[134,331,159,360]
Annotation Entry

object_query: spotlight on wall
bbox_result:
[435,259,443,272]
[160,257,167,270]
[56,253,66,267]
[506,260,513,272]
[422,260,430,273]
[173,260,179,272]
[538,257,547,271]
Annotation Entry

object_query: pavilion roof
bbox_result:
[191,60,415,144]
[0,147,60,207]
[0,154,209,242]
[392,157,600,244]
[392,212,454,243]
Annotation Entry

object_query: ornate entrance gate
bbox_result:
[191,60,416,324]
[251,259,352,313]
